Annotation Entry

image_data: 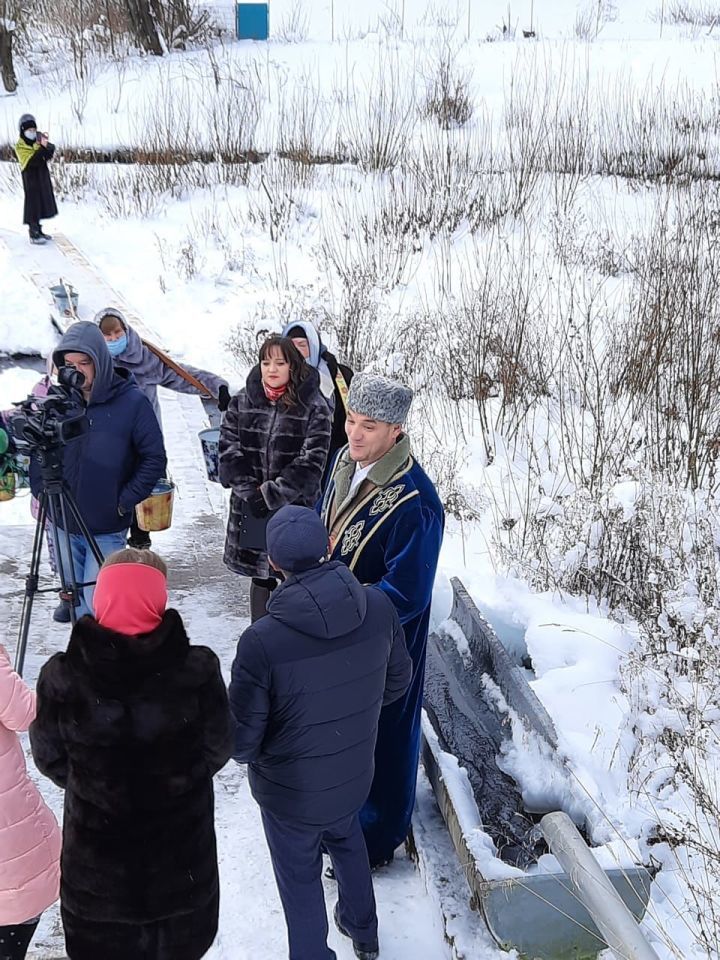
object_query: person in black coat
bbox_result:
[229,506,412,960]
[13,114,58,244]
[282,321,354,482]
[30,549,234,960]
[219,335,331,621]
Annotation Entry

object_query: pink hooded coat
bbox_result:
[0,645,61,925]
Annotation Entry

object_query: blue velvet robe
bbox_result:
[320,446,444,864]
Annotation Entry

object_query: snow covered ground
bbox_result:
[2,0,720,957]
[0,349,475,960]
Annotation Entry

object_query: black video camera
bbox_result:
[10,365,89,451]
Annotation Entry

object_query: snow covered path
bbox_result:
[0,231,496,959]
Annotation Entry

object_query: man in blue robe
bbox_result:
[319,373,444,868]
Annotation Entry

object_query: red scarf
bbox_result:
[263,382,288,403]
[93,564,168,635]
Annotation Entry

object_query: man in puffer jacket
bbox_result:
[29,322,166,618]
[229,506,412,960]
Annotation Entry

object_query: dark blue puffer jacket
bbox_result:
[30,322,166,534]
[229,561,412,827]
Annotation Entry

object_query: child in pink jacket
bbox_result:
[0,645,61,960]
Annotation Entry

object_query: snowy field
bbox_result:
[2,0,720,957]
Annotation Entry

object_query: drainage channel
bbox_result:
[422,577,657,960]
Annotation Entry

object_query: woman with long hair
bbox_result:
[30,548,233,960]
[219,335,332,620]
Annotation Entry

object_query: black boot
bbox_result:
[127,531,152,549]
[39,227,53,240]
[333,904,379,960]
[53,599,71,623]
[128,515,151,549]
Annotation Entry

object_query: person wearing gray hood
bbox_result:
[95,308,230,425]
[29,322,166,618]
[96,307,229,548]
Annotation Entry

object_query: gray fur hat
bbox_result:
[347,373,413,424]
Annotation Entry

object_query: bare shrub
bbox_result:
[660,0,720,27]
[423,43,473,130]
[246,157,316,241]
[49,157,93,201]
[337,43,417,171]
[274,0,309,42]
[277,72,336,164]
[205,63,261,166]
[574,0,617,39]
[501,56,550,218]
[611,184,720,490]
[402,238,555,464]
[320,171,421,304]
[96,164,176,217]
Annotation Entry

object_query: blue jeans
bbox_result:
[55,531,128,618]
[261,809,377,960]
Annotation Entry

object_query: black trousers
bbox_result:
[250,576,278,622]
[128,513,151,547]
[261,808,377,960]
[0,920,39,960]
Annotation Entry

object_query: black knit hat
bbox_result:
[19,114,36,134]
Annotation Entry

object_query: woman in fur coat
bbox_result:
[29,549,234,960]
[219,335,332,621]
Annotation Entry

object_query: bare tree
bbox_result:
[124,0,163,54]
[0,0,19,92]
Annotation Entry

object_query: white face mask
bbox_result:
[24,129,37,141]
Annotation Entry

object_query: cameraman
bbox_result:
[30,322,166,619]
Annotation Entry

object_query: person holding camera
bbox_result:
[30,322,166,619]
[14,114,57,245]
[218,335,331,622]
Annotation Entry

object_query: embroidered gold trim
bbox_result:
[348,490,420,572]
[328,458,415,547]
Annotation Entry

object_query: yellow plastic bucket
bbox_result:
[0,471,15,502]
[135,479,174,532]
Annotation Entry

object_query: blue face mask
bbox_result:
[106,335,127,356]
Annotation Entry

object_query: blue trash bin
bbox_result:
[236,2,269,40]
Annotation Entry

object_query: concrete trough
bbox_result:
[422,577,655,959]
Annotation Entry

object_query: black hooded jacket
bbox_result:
[229,561,412,826]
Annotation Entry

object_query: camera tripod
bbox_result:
[15,442,104,676]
